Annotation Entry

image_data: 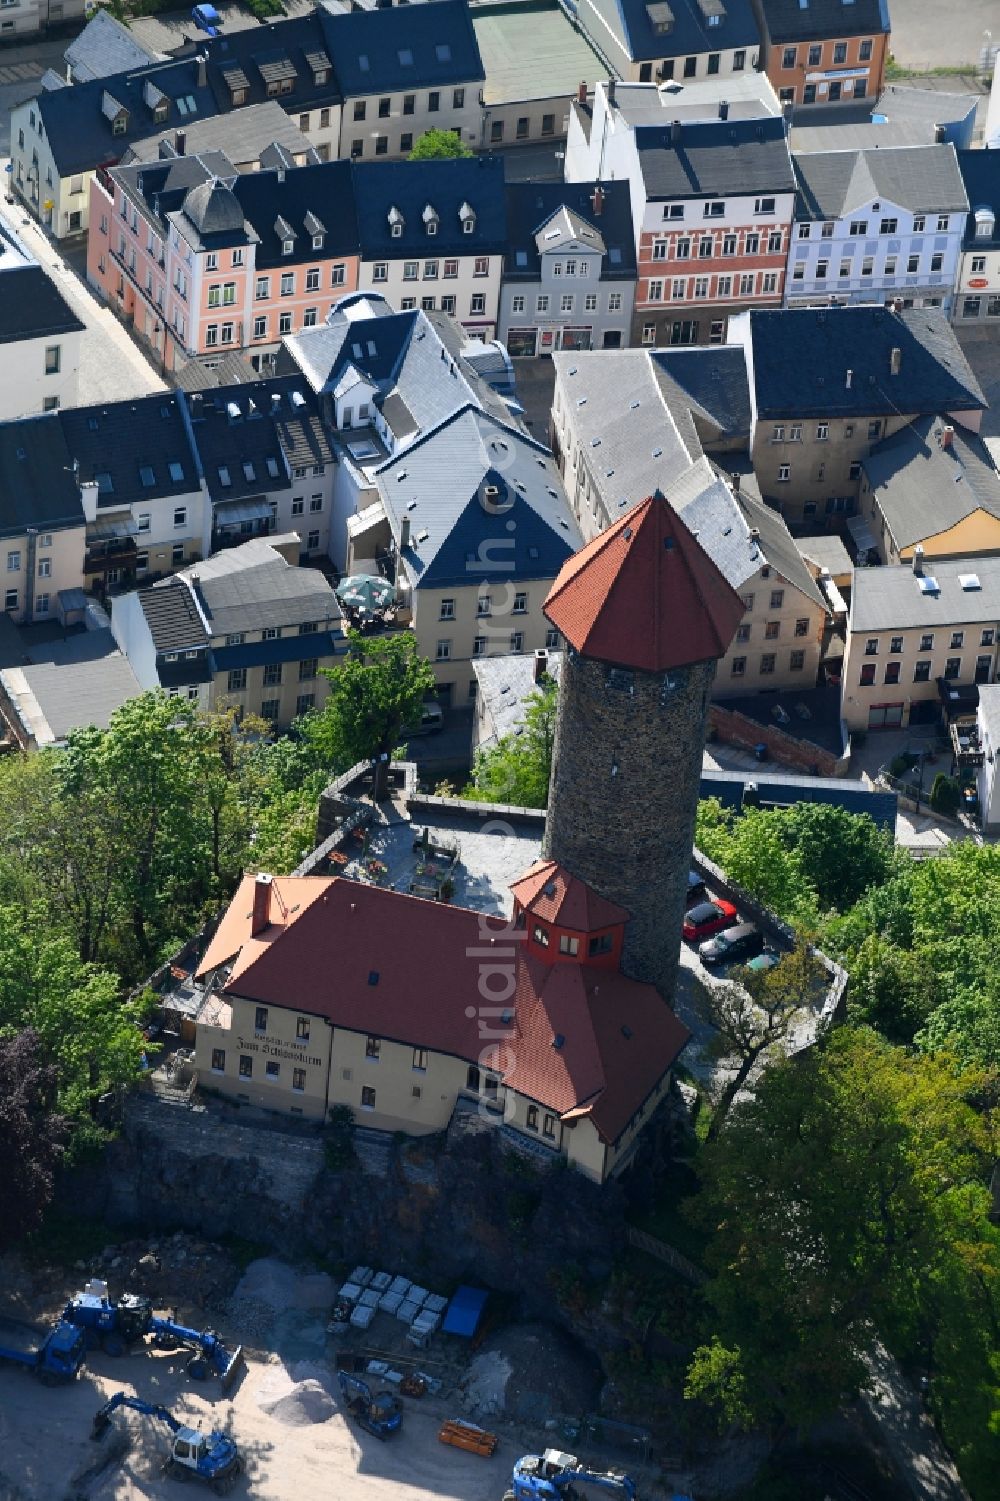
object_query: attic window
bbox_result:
[358,54,369,72]
[266,457,280,478]
[621,1025,633,1040]
[960,573,982,591]
[218,465,231,487]
[368,970,380,985]
[435,43,452,61]
[552,1033,565,1050]
[139,465,155,487]
[398,48,414,66]
[168,461,184,483]
[242,461,255,482]
[918,576,940,595]
[283,239,294,255]
[95,471,113,493]
[312,234,324,250]
[88,416,99,431]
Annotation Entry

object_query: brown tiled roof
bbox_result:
[543,491,745,672]
[197,873,688,1144]
[511,859,630,931]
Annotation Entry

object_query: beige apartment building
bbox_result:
[730,305,986,530]
[191,868,689,1183]
[844,555,1000,732]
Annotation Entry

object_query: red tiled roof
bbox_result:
[510,859,630,931]
[199,874,689,1144]
[543,491,745,672]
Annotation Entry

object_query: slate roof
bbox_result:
[198,871,688,1144]
[0,415,85,541]
[187,378,320,502]
[504,181,636,281]
[758,0,889,44]
[850,556,1000,634]
[210,629,340,672]
[34,56,223,178]
[861,416,1000,552]
[378,406,581,590]
[578,0,759,65]
[203,14,341,112]
[957,149,1000,251]
[59,394,200,509]
[121,101,317,169]
[511,859,632,929]
[64,9,161,83]
[230,160,357,269]
[137,577,208,653]
[354,156,507,258]
[544,490,745,671]
[0,261,83,348]
[635,115,794,200]
[321,0,484,95]
[792,144,968,222]
[180,539,340,637]
[651,344,751,441]
[747,305,986,420]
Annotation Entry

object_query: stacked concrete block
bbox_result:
[350,1301,376,1329]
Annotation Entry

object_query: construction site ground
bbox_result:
[0,1246,678,1501]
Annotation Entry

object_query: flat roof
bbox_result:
[472,0,606,106]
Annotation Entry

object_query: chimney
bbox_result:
[718,99,729,121]
[175,129,186,156]
[577,80,587,106]
[399,515,411,550]
[591,183,604,217]
[607,77,616,108]
[845,368,853,389]
[892,297,903,313]
[782,100,793,122]
[670,118,682,146]
[890,345,901,376]
[533,648,549,684]
[196,53,207,88]
[912,544,925,576]
[941,424,954,450]
[934,123,945,143]
[251,872,273,936]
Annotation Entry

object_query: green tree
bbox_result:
[699,942,824,1141]
[407,129,473,160]
[467,678,558,808]
[307,631,436,801]
[846,932,935,1044]
[0,904,149,1121]
[687,1030,998,1437]
[0,1029,66,1250]
[930,773,962,818]
[683,1336,755,1432]
[779,802,896,912]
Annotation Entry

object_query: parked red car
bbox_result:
[682,898,738,943]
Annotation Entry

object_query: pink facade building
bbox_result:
[88,153,360,373]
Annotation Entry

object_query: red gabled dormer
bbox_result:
[510,859,629,969]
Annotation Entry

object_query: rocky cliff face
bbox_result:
[97,1094,632,1337]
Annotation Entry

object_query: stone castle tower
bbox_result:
[541,491,745,1004]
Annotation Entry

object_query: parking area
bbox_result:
[888,0,996,73]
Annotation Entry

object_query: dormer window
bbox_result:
[312,234,323,249]
[112,115,127,136]
[459,200,475,235]
[388,205,405,239]
[975,208,995,239]
[422,204,439,237]
[283,239,294,255]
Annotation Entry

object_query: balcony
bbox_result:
[84,539,137,575]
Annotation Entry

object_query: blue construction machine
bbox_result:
[92,1391,242,1493]
[64,1278,244,1387]
[0,1315,86,1385]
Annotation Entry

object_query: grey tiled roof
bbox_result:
[747,305,986,420]
[64,10,161,83]
[850,556,1000,634]
[138,578,208,654]
[792,144,968,221]
[636,115,794,199]
[473,651,563,745]
[182,539,340,636]
[122,101,316,169]
[861,416,1000,551]
[9,650,141,741]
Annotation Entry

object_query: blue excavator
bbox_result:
[92,1392,242,1493]
[337,1366,403,1439]
[63,1279,243,1387]
[505,1450,641,1501]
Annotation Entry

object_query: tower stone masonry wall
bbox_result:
[543,649,717,1005]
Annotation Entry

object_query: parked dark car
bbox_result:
[683,899,738,943]
[699,923,765,967]
[686,870,707,905]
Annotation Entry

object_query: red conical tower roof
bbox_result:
[543,491,745,672]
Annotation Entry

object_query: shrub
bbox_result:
[929,773,961,818]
